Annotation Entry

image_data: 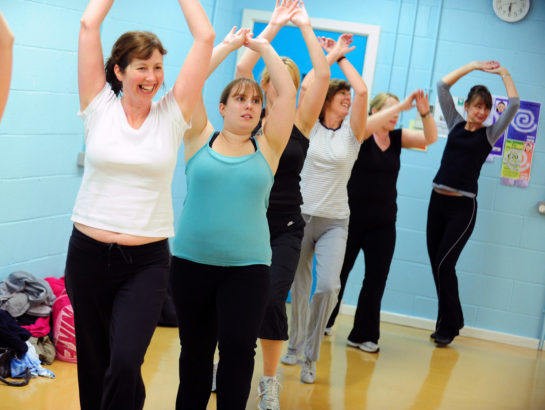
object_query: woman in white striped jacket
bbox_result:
[281,33,368,384]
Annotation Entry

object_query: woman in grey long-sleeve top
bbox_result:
[427,60,520,346]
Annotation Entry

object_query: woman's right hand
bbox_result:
[331,33,356,59]
[399,90,418,112]
[245,35,271,54]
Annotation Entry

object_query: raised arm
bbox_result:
[333,35,368,142]
[248,37,297,158]
[0,12,14,122]
[183,28,249,156]
[441,60,499,86]
[235,0,298,79]
[401,90,438,148]
[290,1,330,137]
[207,27,250,78]
[485,64,520,144]
[78,0,114,111]
[172,0,215,123]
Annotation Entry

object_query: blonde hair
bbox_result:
[261,57,301,90]
[369,92,399,115]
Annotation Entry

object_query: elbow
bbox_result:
[315,68,330,84]
[197,28,215,47]
[353,86,368,98]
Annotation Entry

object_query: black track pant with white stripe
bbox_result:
[426,190,477,339]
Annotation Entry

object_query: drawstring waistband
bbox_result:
[105,243,134,269]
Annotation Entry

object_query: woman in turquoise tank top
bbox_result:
[169,29,297,410]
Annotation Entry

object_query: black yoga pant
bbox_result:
[327,217,396,344]
[258,213,304,341]
[170,257,270,410]
[426,190,477,338]
[65,226,170,410]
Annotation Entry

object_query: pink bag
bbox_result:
[45,277,77,363]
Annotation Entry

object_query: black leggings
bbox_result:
[170,257,270,410]
[65,226,170,410]
[327,217,396,344]
[426,191,477,338]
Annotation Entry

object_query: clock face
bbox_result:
[493,0,531,22]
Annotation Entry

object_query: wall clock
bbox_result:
[493,0,530,22]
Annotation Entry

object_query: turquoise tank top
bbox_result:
[172,133,274,266]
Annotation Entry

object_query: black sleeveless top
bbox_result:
[347,129,402,224]
[253,112,309,216]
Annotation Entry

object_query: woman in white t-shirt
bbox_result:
[281,34,368,384]
[0,12,13,122]
[64,1,214,409]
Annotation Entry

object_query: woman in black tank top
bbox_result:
[326,90,437,353]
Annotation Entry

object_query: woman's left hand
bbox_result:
[222,26,251,50]
[290,0,311,27]
[415,89,430,115]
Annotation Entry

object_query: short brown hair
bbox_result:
[466,85,492,110]
[319,79,351,121]
[105,31,167,96]
[219,77,263,106]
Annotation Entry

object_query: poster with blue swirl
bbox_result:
[500,100,541,187]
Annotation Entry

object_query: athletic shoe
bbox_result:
[324,327,333,336]
[280,352,298,365]
[211,361,218,393]
[257,376,280,410]
[300,358,316,384]
[434,334,454,346]
[347,339,380,353]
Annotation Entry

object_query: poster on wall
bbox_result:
[500,100,541,187]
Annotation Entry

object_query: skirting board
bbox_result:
[339,304,541,350]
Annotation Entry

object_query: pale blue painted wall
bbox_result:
[1,0,544,340]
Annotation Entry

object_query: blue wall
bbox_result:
[1,0,544,340]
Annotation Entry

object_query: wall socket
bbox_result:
[77,152,85,167]
[538,201,545,215]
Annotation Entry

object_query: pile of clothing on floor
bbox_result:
[0,271,76,386]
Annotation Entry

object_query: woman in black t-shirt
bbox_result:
[326,90,438,353]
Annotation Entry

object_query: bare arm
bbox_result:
[0,12,14,122]
[291,2,330,137]
[249,37,297,158]
[401,90,438,148]
[235,0,297,80]
[330,35,367,142]
[78,0,113,111]
[207,27,249,78]
[172,0,215,123]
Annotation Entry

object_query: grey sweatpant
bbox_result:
[288,214,349,362]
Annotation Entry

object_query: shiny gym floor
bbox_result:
[3,309,544,409]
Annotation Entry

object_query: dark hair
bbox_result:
[219,78,263,106]
[105,31,167,96]
[466,85,492,110]
[319,79,351,121]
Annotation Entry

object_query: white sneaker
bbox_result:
[324,327,333,336]
[257,376,280,410]
[347,340,380,353]
[211,361,218,392]
[280,352,298,365]
[300,358,316,384]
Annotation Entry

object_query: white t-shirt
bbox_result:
[71,84,189,237]
[300,117,361,219]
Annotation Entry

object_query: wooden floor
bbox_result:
[3,310,545,409]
